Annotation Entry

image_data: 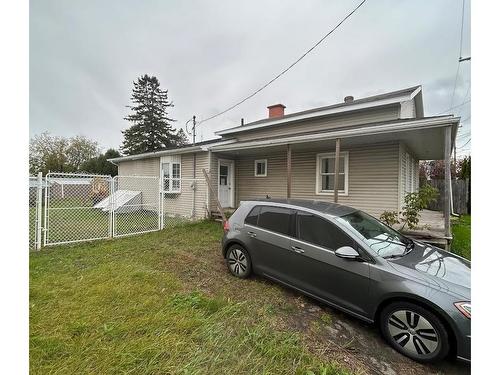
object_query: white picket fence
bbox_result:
[29,172,207,250]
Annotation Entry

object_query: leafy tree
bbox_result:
[66,135,100,170]
[29,132,69,174]
[29,132,102,174]
[121,74,177,155]
[81,149,120,176]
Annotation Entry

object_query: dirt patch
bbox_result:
[162,241,470,375]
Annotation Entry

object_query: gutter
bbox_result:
[107,139,236,163]
[210,116,460,152]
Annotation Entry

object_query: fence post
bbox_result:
[36,172,43,250]
[158,176,163,230]
[109,176,114,238]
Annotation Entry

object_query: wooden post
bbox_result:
[333,138,341,203]
[287,144,292,199]
[444,126,452,238]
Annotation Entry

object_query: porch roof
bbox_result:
[209,115,459,160]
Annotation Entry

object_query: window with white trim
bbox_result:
[162,161,181,193]
[254,159,267,177]
[316,152,349,195]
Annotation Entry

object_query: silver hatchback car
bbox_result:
[221,199,471,363]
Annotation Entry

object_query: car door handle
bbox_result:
[247,231,257,238]
[291,246,304,254]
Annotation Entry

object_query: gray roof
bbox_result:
[224,85,422,131]
[245,198,358,217]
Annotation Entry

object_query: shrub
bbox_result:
[380,184,438,230]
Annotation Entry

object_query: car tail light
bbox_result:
[223,220,230,232]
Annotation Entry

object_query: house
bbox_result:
[108,85,459,239]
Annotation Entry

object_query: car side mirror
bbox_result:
[335,246,360,260]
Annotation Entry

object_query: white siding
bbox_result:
[235,142,400,218]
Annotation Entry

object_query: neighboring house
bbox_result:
[108,85,458,235]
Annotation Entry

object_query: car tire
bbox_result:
[225,244,252,279]
[379,301,450,363]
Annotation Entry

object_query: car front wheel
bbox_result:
[225,245,252,279]
[380,301,450,363]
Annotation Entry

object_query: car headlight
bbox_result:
[454,302,471,319]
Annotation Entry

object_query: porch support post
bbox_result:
[287,144,292,199]
[444,126,452,238]
[333,138,341,203]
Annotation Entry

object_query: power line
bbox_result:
[197,0,369,125]
[436,99,471,115]
[457,138,471,149]
[449,0,467,110]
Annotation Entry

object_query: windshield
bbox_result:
[336,211,412,258]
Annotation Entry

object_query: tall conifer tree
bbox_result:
[121,74,181,155]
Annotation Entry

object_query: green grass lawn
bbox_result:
[30,221,353,375]
[451,215,471,260]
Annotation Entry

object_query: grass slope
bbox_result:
[30,221,352,375]
[451,215,471,260]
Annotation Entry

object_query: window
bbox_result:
[337,210,409,259]
[254,159,267,177]
[244,206,260,226]
[297,211,352,251]
[316,152,349,195]
[255,206,292,236]
[162,161,181,193]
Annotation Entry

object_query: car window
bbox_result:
[297,211,352,251]
[337,210,408,258]
[256,206,292,236]
[244,206,260,226]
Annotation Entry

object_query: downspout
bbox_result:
[206,150,212,218]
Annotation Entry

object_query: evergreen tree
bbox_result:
[175,128,189,146]
[121,74,176,155]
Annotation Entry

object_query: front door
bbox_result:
[218,160,233,208]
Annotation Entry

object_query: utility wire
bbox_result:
[457,138,471,149]
[436,99,471,115]
[449,0,467,110]
[197,0,368,125]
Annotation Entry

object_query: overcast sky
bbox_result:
[30,0,471,156]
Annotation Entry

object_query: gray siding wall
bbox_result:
[235,142,400,218]
[117,153,210,220]
[235,105,400,142]
[398,144,420,210]
[118,158,160,177]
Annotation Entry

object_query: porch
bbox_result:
[207,116,458,246]
[397,209,449,248]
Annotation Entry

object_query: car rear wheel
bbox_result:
[380,301,449,363]
[226,245,252,279]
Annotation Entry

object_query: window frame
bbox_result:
[244,205,293,238]
[295,210,354,252]
[161,161,182,193]
[315,151,349,196]
[254,159,268,177]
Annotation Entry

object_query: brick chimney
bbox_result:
[267,104,286,118]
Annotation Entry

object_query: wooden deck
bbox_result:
[397,209,451,248]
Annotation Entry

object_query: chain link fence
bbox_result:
[30,173,210,249]
[162,177,208,228]
[44,173,113,246]
[112,175,161,237]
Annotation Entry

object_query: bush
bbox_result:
[380,184,438,230]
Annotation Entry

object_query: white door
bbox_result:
[218,160,233,208]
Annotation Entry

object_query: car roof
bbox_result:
[244,198,358,217]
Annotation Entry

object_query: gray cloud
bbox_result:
[30,0,471,154]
